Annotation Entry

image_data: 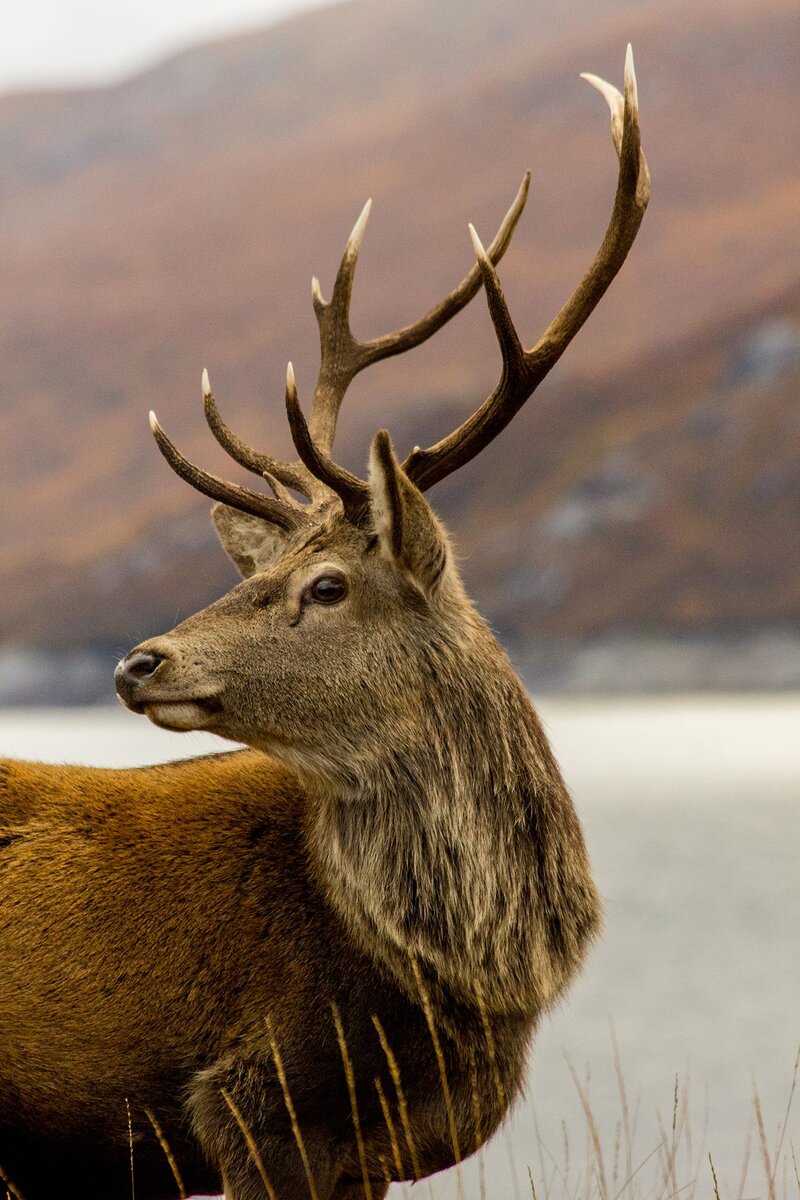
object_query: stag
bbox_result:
[0,50,649,1200]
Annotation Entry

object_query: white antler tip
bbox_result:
[624,43,638,108]
[148,410,160,433]
[286,361,296,390]
[468,222,487,260]
[201,367,211,398]
[348,197,372,250]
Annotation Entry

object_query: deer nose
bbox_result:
[115,649,166,706]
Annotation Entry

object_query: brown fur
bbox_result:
[1,453,601,1200]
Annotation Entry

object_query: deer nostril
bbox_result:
[115,649,169,708]
[122,651,165,682]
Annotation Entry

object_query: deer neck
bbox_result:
[306,634,601,1018]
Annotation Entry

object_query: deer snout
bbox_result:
[115,648,167,707]
[115,639,223,731]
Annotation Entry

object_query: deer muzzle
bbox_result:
[115,642,223,731]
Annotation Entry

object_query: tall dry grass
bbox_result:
[472,1042,800,1200]
[14,1013,790,1200]
[211,1008,799,1200]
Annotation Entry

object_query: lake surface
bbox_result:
[1,697,798,1199]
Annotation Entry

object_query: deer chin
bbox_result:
[142,698,222,732]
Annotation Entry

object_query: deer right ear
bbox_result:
[211,503,290,578]
[369,430,452,597]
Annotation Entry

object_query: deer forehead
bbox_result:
[221,535,385,610]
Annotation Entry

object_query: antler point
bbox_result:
[148,410,160,433]
[624,43,639,110]
[347,198,372,253]
[201,367,211,399]
[580,65,625,155]
[468,223,487,261]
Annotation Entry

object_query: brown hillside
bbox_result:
[1,0,799,665]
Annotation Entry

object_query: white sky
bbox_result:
[0,0,340,94]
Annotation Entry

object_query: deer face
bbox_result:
[116,437,467,790]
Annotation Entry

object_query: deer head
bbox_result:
[116,49,649,798]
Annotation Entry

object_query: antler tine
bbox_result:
[306,200,373,455]
[312,199,373,322]
[201,369,317,499]
[284,364,371,522]
[304,174,531,458]
[403,45,650,493]
[359,171,531,366]
[261,468,304,508]
[148,410,310,532]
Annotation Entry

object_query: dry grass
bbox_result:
[429,1044,800,1200]
[208,1015,799,1200]
[121,985,798,1200]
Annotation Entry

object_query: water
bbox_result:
[1,698,798,1198]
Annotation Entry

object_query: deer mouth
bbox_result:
[132,695,223,732]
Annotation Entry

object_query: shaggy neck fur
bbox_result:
[306,619,601,1018]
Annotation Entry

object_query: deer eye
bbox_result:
[306,574,348,605]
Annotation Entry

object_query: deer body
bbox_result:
[0,50,648,1200]
[0,750,467,1199]
[0,652,595,1200]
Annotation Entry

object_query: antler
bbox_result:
[148,174,530,528]
[148,46,648,529]
[148,406,312,531]
[304,173,531,455]
[402,44,650,491]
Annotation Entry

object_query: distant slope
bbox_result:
[1,0,799,682]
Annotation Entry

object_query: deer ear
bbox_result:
[211,503,290,578]
[368,430,451,596]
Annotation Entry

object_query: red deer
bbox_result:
[0,49,649,1200]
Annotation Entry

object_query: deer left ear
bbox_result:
[368,430,452,597]
[211,503,290,577]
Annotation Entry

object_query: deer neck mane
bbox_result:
[306,626,601,1018]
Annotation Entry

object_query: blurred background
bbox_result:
[0,0,797,1194]
[2,0,799,701]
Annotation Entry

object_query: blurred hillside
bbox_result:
[1,0,799,700]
